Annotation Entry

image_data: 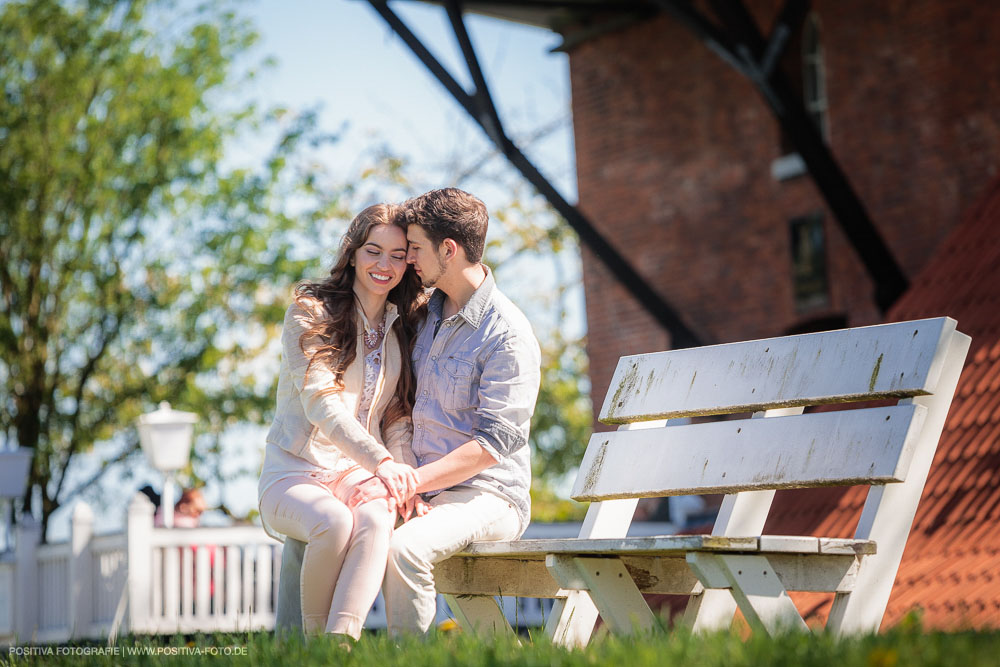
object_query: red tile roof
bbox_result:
[764,174,1000,629]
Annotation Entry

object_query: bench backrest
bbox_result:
[563,317,968,633]
[572,317,966,504]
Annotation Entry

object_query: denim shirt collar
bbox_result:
[427,265,495,330]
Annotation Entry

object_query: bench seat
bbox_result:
[456,535,876,558]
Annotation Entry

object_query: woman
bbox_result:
[258,203,423,640]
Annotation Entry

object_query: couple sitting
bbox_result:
[257,188,540,641]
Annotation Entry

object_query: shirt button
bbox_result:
[432,355,437,361]
[417,424,423,430]
[422,389,428,395]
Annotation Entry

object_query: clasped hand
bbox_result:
[347,460,429,521]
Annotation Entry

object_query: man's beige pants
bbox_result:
[383,486,521,634]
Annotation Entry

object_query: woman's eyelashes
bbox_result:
[366,249,406,262]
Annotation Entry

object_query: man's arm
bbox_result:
[345,441,494,509]
[417,331,541,494]
[414,440,499,494]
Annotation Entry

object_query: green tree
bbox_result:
[0,0,350,538]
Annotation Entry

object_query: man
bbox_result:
[274,188,541,635]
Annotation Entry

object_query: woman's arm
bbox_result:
[282,299,393,472]
[382,416,418,468]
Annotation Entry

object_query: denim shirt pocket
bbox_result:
[442,356,475,409]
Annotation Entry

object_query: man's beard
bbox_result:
[420,255,448,288]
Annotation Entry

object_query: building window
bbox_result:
[773,12,828,180]
[789,211,830,311]
[802,13,828,138]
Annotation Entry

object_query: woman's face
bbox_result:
[352,224,408,301]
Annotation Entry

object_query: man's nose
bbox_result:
[406,250,416,264]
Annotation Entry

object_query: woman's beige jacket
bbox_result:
[265,295,415,476]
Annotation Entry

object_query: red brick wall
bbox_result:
[568,1,1000,421]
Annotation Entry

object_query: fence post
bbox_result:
[13,518,41,642]
[68,502,94,639]
[127,493,155,635]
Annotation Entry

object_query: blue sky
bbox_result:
[47,0,580,540]
[243,0,577,200]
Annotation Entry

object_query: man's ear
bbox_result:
[442,238,459,260]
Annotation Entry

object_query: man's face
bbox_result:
[406,225,448,288]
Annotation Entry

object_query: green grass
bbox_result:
[4,622,1000,666]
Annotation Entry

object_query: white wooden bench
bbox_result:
[434,317,970,645]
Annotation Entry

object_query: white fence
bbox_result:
[1,494,282,645]
[0,493,677,645]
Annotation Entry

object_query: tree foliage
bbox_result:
[0,0,593,534]
[0,0,348,537]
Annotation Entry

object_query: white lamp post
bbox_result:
[137,402,196,528]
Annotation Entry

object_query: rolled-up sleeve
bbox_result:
[473,334,541,461]
[282,300,392,472]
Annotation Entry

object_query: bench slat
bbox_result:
[436,553,863,596]
[455,535,876,558]
[572,405,926,501]
[600,318,956,423]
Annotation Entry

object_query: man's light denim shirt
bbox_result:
[411,266,540,534]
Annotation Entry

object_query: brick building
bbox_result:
[557,1,1000,409]
[391,0,1000,629]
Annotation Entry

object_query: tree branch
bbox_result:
[57,437,141,507]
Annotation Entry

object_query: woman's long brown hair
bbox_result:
[295,204,425,431]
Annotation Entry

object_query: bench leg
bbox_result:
[547,556,657,637]
[687,553,807,635]
[442,594,518,639]
[544,591,599,648]
[682,587,738,632]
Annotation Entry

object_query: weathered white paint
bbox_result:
[432,318,968,643]
[547,556,656,635]
[536,421,664,646]
[573,405,927,501]
[443,594,518,639]
[600,318,957,423]
[459,534,872,557]
[544,591,595,647]
[688,553,808,634]
[435,557,564,596]
[438,552,860,596]
[827,330,971,634]
[687,407,802,632]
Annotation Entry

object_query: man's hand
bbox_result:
[374,459,419,505]
[347,476,397,513]
[399,495,431,522]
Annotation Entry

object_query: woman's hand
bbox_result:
[374,459,419,505]
[347,476,396,512]
[399,495,431,522]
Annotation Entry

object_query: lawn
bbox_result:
[4,619,999,666]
